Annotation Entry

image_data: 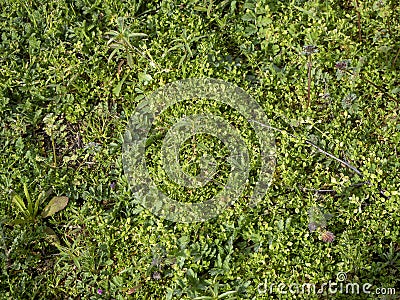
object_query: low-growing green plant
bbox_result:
[8,183,68,244]
[0,0,399,298]
[43,113,68,168]
[165,28,206,67]
[307,205,335,243]
[335,59,399,110]
[106,17,149,68]
[302,45,319,109]
[193,276,237,300]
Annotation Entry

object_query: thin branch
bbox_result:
[354,0,362,42]
[250,120,287,134]
[304,139,362,176]
[307,58,312,108]
[250,120,389,198]
[117,60,125,76]
[251,120,362,174]
[345,69,399,110]
[299,181,369,193]
[301,187,336,193]
[355,72,398,102]
[393,46,400,67]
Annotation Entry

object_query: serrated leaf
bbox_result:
[41,196,69,218]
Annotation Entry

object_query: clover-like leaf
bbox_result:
[41,196,69,218]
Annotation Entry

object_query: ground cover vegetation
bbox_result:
[0,0,399,299]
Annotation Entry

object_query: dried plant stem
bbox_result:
[354,0,362,42]
[300,181,368,193]
[304,139,362,175]
[117,60,125,76]
[307,56,312,109]
[51,134,57,168]
[345,70,399,108]
[250,120,389,198]
[361,76,397,102]
[393,47,400,67]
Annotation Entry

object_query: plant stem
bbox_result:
[250,119,389,199]
[393,46,400,67]
[354,0,362,42]
[51,134,57,168]
[345,69,399,108]
[307,55,312,109]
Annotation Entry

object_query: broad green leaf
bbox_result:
[127,52,134,68]
[138,72,152,83]
[113,74,128,97]
[6,218,31,226]
[244,25,257,36]
[43,225,60,245]
[243,2,255,9]
[41,196,69,218]
[194,5,207,12]
[242,12,256,22]
[107,48,120,63]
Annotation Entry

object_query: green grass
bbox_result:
[0,0,399,299]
